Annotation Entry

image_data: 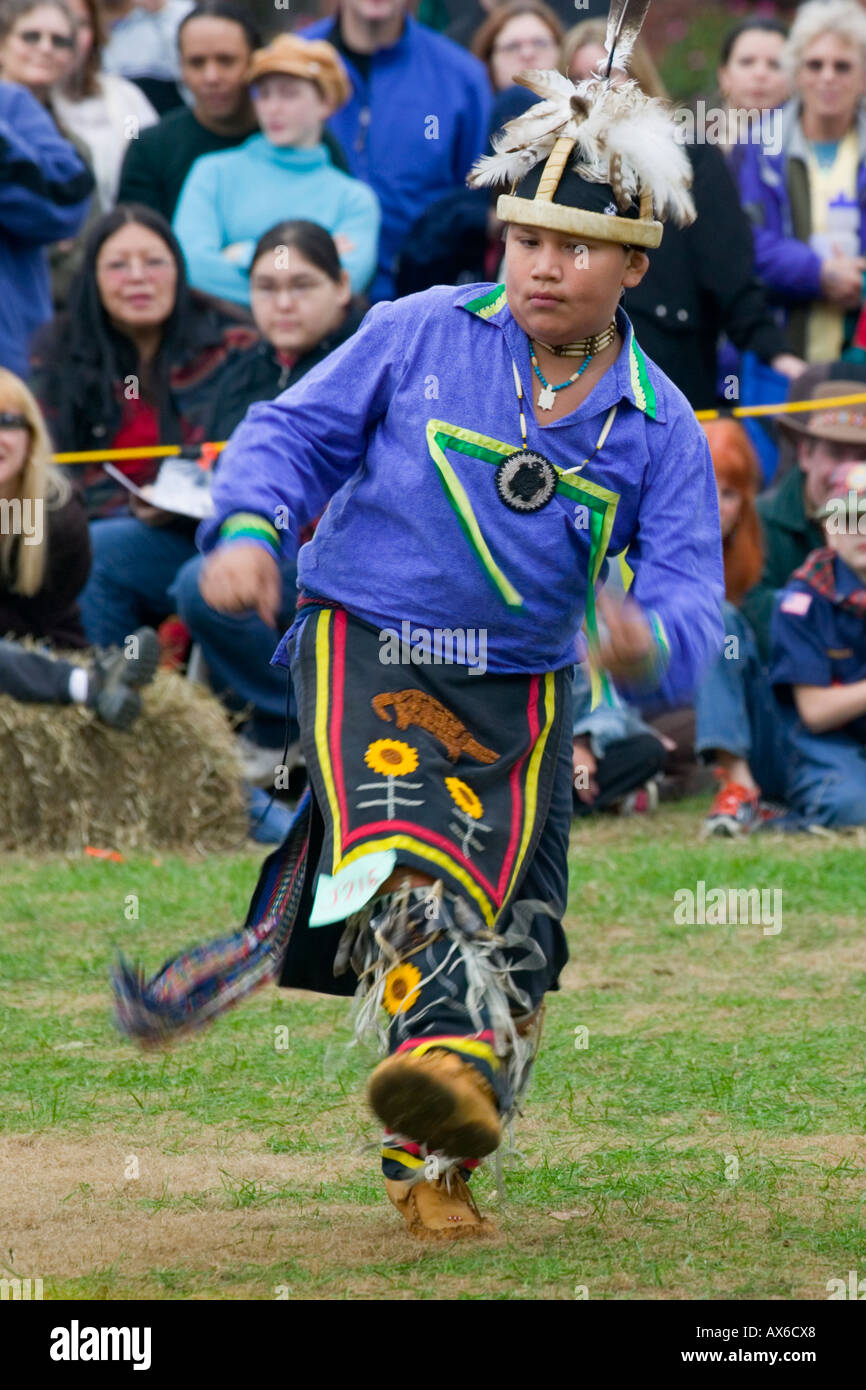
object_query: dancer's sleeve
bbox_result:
[199,299,406,558]
[622,408,726,702]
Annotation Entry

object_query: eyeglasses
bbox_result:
[15,28,75,50]
[98,256,175,278]
[0,411,31,432]
[493,37,558,57]
[803,57,855,75]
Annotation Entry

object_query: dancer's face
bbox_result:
[505,223,649,345]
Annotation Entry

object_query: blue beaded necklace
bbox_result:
[530,340,594,411]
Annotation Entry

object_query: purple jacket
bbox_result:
[735,99,866,307]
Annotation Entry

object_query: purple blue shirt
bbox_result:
[200,283,724,699]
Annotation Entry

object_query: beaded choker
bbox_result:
[534,321,617,357]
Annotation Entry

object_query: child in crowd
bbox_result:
[172,33,380,305]
[769,462,866,826]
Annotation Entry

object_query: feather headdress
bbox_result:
[467,0,694,248]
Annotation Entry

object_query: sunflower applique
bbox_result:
[382,961,423,1016]
[365,739,419,777]
[445,776,483,820]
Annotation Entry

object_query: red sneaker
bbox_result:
[703,779,760,837]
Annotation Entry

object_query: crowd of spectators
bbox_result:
[2,0,866,839]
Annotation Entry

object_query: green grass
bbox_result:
[1,803,865,1300]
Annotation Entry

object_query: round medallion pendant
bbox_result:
[495,449,558,513]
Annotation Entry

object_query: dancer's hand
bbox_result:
[596,592,655,683]
[199,544,281,627]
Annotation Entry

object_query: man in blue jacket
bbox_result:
[117,47,723,1240]
[0,82,93,379]
[301,0,491,302]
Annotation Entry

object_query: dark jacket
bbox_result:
[0,489,91,649]
[740,464,825,662]
[31,299,258,517]
[624,141,786,409]
[206,304,366,441]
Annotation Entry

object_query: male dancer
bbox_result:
[116,1,724,1238]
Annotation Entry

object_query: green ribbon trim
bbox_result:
[628,336,657,420]
[460,283,508,320]
[424,420,620,647]
[220,511,281,555]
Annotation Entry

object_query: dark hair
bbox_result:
[720,18,788,68]
[178,0,261,54]
[250,220,343,282]
[42,205,200,446]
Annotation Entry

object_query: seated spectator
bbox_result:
[0,79,92,378]
[737,0,866,364]
[695,420,793,836]
[100,0,193,114]
[30,203,257,538]
[770,461,866,826]
[565,17,804,412]
[303,0,491,302]
[571,660,667,818]
[0,365,90,649]
[0,364,159,729]
[173,33,379,306]
[173,220,364,781]
[52,0,158,207]
[117,1,259,221]
[741,376,866,658]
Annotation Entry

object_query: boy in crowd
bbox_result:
[770,461,866,826]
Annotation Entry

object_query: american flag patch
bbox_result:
[780,592,813,616]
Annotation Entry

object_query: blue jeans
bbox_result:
[784,717,866,827]
[172,552,300,748]
[79,515,198,646]
[694,602,790,802]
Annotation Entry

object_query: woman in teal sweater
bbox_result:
[172,33,380,305]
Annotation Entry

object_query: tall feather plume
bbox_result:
[603,0,652,77]
[467,0,696,228]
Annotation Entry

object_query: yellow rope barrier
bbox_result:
[46,393,866,464]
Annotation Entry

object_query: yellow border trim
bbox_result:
[502,670,557,908]
[335,835,495,926]
[313,608,343,873]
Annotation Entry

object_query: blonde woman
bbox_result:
[0,369,157,726]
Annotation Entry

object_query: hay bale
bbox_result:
[0,670,248,853]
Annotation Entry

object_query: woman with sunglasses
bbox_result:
[737,0,866,364]
[0,366,159,727]
[0,0,77,102]
[0,0,106,304]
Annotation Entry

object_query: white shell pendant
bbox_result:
[537,383,556,411]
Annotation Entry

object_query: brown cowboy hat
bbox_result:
[773,379,866,444]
